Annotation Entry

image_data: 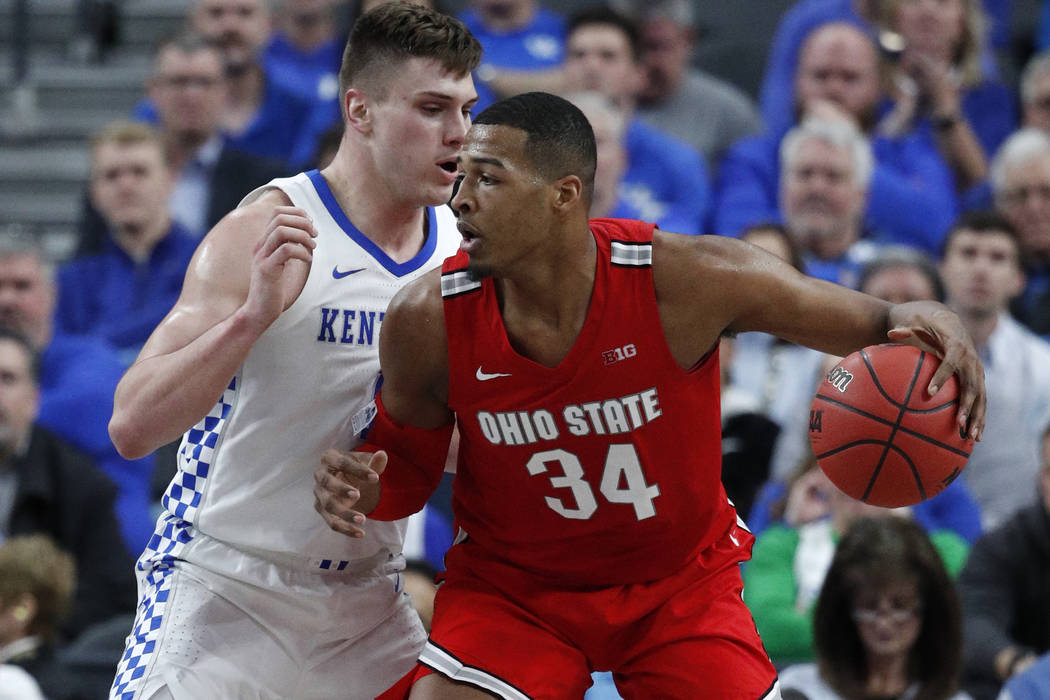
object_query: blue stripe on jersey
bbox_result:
[305,169,438,277]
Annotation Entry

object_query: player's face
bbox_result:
[0,339,39,457]
[0,255,53,348]
[862,265,938,303]
[781,138,865,252]
[997,157,1050,259]
[451,124,554,276]
[365,59,476,207]
[940,229,1024,316]
[851,579,923,660]
[796,28,881,123]
[151,47,227,139]
[91,141,174,233]
[565,25,643,105]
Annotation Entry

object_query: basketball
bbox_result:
[809,344,974,508]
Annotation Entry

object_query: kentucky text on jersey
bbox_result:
[476,387,662,446]
[317,308,386,344]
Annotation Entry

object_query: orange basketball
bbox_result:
[809,344,973,508]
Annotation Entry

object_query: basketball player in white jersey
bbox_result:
[106,5,480,698]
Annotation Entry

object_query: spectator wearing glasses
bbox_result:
[778,517,970,700]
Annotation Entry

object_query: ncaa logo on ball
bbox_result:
[826,366,854,393]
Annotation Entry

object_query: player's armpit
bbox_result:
[366,394,454,521]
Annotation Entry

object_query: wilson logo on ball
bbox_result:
[826,366,854,392]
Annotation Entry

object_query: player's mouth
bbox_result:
[457,220,481,254]
[437,158,459,184]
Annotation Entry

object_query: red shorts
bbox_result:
[379,520,779,700]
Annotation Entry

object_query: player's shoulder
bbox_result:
[653,229,757,276]
[205,188,294,249]
[387,267,444,327]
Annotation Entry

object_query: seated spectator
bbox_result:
[991,129,1050,337]
[133,0,324,169]
[619,0,763,169]
[875,0,1015,190]
[779,517,970,700]
[758,0,872,137]
[59,122,196,365]
[958,420,1050,700]
[939,211,1050,529]
[744,457,968,665]
[715,22,958,253]
[81,32,288,250]
[0,535,74,699]
[562,7,710,235]
[0,329,136,641]
[780,118,883,286]
[0,234,154,554]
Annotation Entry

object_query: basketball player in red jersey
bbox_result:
[313,92,986,700]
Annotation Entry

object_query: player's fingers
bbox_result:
[960,366,987,441]
[257,227,317,261]
[312,475,366,538]
[322,449,382,483]
[368,450,388,477]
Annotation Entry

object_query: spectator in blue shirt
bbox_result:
[58,122,197,366]
[562,6,709,235]
[566,92,643,221]
[874,0,1016,194]
[715,22,957,253]
[0,234,154,555]
[265,0,343,106]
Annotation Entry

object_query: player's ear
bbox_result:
[345,88,372,134]
[551,175,583,212]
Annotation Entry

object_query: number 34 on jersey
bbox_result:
[473,387,665,523]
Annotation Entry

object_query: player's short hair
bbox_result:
[338,2,481,102]
[814,517,962,700]
[858,246,945,302]
[568,5,641,61]
[942,210,1023,267]
[0,326,41,383]
[0,535,75,643]
[473,92,597,203]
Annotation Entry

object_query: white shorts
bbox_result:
[110,531,425,700]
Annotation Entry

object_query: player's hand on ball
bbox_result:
[886,304,986,441]
[313,449,387,538]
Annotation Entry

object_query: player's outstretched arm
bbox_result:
[652,231,985,440]
[314,270,454,536]
[109,193,316,459]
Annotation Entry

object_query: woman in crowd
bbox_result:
[779,516,971,700]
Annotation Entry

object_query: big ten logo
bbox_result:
[826,366,854,393]
[809,409,822,433]
[602,343,637,366]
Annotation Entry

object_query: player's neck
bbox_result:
[318,162,427,263]
[495,225,597,367]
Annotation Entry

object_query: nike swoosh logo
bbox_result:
[476,366,512,381]
[332,267,366,279]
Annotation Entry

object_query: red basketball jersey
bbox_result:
[441,218,737,586]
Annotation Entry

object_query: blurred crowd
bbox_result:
[3,0,1050,698]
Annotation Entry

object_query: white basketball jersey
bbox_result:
[158,170,460,564]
